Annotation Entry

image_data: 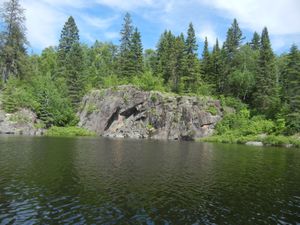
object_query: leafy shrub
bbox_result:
[215,109,275,136]
[2,74,76,127]
[131,71,165,92]
[46,126,96,137]
[1,77,37,113]
[220,95,247,112]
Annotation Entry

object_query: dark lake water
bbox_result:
[0,136,299,225]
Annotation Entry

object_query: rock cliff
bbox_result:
[78,86,223,141]
[0,108,44,136]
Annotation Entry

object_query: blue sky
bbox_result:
[5,0,300,54]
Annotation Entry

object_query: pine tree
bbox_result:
[119,13,135,77]
[283,44,300,133]
[183,23,200,92]
[253,27,280,117]
[0,0,27,82]
[131,27,144,75]
[250,32,260,50]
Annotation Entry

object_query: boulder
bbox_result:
[0,108,44,136]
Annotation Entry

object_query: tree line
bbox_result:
[0,0,299,134]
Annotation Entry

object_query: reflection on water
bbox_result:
[0,136,299,224]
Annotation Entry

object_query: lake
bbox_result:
[0,136,299,224]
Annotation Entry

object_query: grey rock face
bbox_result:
[78,86,223,141]
[0,108,44,136]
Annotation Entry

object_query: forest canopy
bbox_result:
[0,0,299,135]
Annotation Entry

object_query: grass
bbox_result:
[200,134,300,148]
[46,126,96,137]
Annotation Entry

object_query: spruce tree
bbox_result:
[156,30,176,84]
[283,44,300,133]
[210,39,222,92]
[65,43,84,108]
[131,27,144,75]
[250,32,260,50]
[183,23,200,92]
[57,16,79,70]
[202,37,211,82]
[119,13,135,77]
[253,27,280,117]
[57,17,83,109]
[171,35,185,93]
[223,18,243,59]
[0,0,27,82]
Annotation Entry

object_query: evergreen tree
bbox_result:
[183,23,200,92]
[156,30,176,83]
[171,35,186,93]
[57,16,79,70]
[202,37,211,82]
[119,13,135,77]
[57,16,83,109]
[144,49,157,72]
[283,44,300,133]
[0,0,27,82]
[66,43,84,108]
[223,18,243,60]
[250,32,260,50]
[253,27,280,117]
[131,27,144,75]
[210,39,223,92]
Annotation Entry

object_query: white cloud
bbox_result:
[200,0,300,35]
[94,0,156,11]
[197,25,219,46]
[81,15,118,29]
[1,0,298,52]
[104,31,120,39]
[22,0,66,49]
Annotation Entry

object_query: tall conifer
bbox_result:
[0,0,27,82]
[253,27,279,117]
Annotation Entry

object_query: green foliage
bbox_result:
[207,106,218,115]
[0,0,28,82]
[86,104,98,115]
[2,74,76,127]
[2,77,36,113]
[282,45,300,134]
[183,23,200,92]
[46,126,96,137]
[215,109,275,136]
[220,95,247,112]
[201,134,300,148]
[253,27,280,118]
[119,13,136,77]
[100,74,127,88]
[131,28,144,74]
[57,16,79,67]
[0,2,298,139]
[131,71,165,92]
